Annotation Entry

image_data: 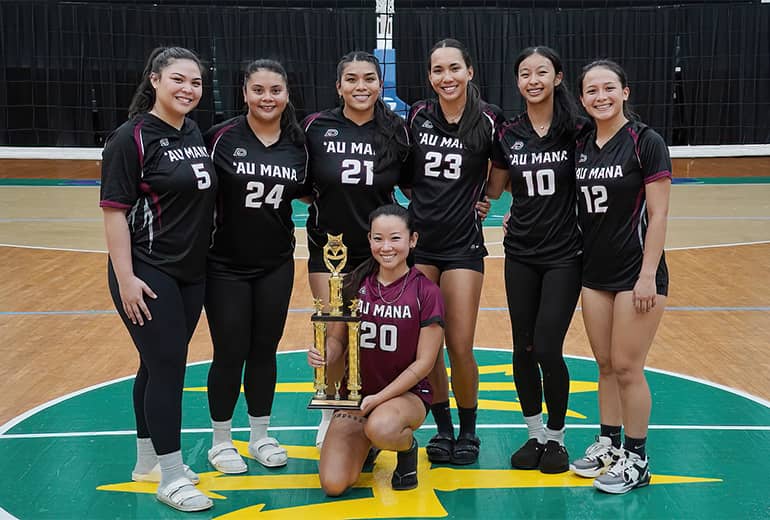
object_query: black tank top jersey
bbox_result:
[491,114,586,266]
[204,116,308,278]
[575,121,672,292]
[303,107,409,263]
[405,99,503,260]
[356,266,445,404]
[100,113,217,283]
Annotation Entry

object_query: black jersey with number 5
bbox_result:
[491,114,586,265]
[405,99,502,260]
[204,115,309,278]
[575,121,672,292]
[100,113,217,283]
[304,107,409,262]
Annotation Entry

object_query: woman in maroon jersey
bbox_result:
[100,47,215,512]
[307,204,444,495]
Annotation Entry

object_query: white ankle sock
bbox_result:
[158,451,186,488]
[134,437,157,474]
[545,426,565,446]
[524,413,546,444]
[212,418,233,446]
[249,415,269,444]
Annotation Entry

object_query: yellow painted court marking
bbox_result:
[97,444,722,519]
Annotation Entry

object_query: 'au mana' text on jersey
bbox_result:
[233,162,299,180]
[164,145,209,162]
[508,149,568,166]
[419,133,463,149]
[359,301,413,319]
[324,141,375,155]
[576,165,624,180]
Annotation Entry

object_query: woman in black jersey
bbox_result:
[304,51,411,447]
[203,60,308,475]
[405,39,503,465]
[487,46,584,474]
[100,47,215,512]
[569,60,671,495]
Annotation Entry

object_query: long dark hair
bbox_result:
[429,39,492,153]
[578,59,639,121]
[342,203,414,304]
[514,46,579,133]
[336,51,410,168]
[243,59,304,145]
[128,47,203,118]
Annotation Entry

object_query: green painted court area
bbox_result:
[1,349,768,519]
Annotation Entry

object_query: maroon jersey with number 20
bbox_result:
[355,266,445,408]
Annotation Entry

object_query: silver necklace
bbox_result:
[376,272,410,305]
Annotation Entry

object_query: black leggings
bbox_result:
[504,257,581,431]
[205,259,294,421]
[108,259,204,455]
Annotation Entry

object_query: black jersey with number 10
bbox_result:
[575,121,672,292]
[492,114,586,265]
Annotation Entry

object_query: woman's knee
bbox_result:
[320,472,353,497]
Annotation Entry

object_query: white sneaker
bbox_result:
[316,409,332,448]
[594,450,651,494]
[569,436,622,477]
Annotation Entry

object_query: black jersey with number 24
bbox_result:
[575,121,672,294]
[205,115,308,278]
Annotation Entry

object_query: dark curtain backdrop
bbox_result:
[0,1,767,145]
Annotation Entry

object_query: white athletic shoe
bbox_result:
[593,450,651,494]
[569,436,623,478]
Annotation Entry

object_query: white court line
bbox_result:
[1,423,769,441]
[2,351,768,438]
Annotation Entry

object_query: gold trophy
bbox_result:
[308,234,362,409]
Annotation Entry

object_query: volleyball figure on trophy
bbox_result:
[309,234,362,409]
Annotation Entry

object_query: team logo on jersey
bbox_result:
[512,140,524,151]
[358,287,366,295]
[233,147,248,158]
[421,120,434,129]
[579,153,588,163]
[159,138,169,147]
[324,129,339,137]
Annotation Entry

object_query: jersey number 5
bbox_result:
[191,163,212,190]
[580,185,608,213]
[424,151,462,179]
[245,182,284,209]
[360,321,398,352]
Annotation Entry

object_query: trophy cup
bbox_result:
[308,234,362,410]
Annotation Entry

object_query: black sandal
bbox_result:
[391,439,418,491]
[426,431,455,464]
[451,432,480,465]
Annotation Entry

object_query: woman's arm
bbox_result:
[633,178,670,313]
[359,323,443,414]
[486,166,510,200]
[102,207,156,325]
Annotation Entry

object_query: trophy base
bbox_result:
[308,397,361,410]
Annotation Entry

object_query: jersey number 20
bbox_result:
[360,321,397,352]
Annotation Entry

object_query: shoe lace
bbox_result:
[606,454,629,479]
[583,440,611,460]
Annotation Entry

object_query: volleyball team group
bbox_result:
[99,38,671,512]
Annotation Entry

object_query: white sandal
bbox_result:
[132,463,199,484]
[248,437,288,468]
[156,477,212,512]
[208,441,248,474]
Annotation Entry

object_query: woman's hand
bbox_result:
[359,394,381,415]
[632,274,657,313]
[118,276,156,326]
[475,196,491,221]
[307,346,325,368]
